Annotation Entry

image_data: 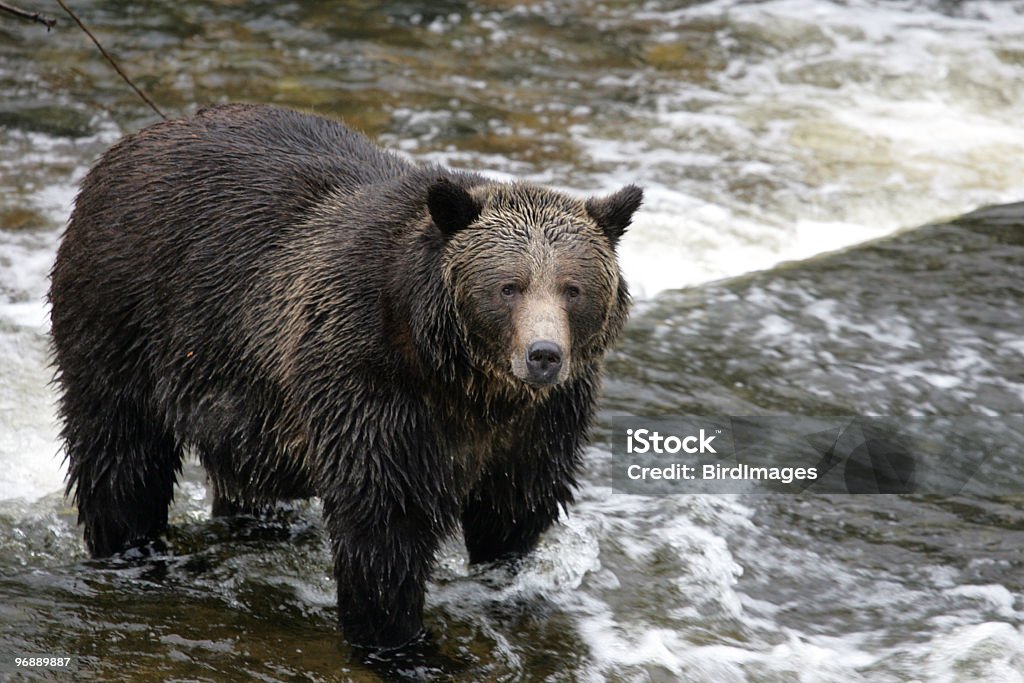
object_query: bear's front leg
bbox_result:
[461,466,569,565]
[462,379,594,565]
[323,482,459,649]
[315,397,460,649]
[327,511,440,648]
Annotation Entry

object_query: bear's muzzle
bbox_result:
[525,340,563,385]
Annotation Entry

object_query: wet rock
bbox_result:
[607,202,1024,417]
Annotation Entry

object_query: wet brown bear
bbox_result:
[49,103,641,649]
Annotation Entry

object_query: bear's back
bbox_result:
[51,105,419,403]
[54,104,415,314]
[66,104,412,247]
[188,103,412,191]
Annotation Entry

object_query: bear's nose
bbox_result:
[526,341,563,384]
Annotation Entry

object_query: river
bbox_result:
[1,1,1023,680]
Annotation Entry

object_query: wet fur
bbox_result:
[48,103,640,648]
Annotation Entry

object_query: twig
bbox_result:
[55,0,167,120]
[0,1,57,29]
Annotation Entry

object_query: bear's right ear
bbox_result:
[427,178,481,238]
[585,184,643,248]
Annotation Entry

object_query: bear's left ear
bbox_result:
[585,184,643,247]
[427,178,482,238]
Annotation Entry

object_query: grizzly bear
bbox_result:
[48,103,640,648]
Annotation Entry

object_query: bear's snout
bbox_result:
[526,340,563,385]
[510,293,571,387]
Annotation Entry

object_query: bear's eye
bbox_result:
[566,285,581,300]
[500,283,518,298]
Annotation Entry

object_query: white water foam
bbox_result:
[0,122,117,503]
[588,0,1024,298]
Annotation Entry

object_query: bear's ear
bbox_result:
[427,178,481,238]
[585,184,643,247]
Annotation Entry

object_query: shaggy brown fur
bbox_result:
[48,103,642,648]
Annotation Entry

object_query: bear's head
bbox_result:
[429,178,641,392]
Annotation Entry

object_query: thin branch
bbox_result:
[0,1,57,29]
[55,0,168,120]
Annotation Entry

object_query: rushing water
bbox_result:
[2,1,1024,680]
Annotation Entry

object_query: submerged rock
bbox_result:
[0,104,95,139]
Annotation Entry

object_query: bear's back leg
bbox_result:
[208,480,264,518]
[203,447,272,518]
[59,383,182,557]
